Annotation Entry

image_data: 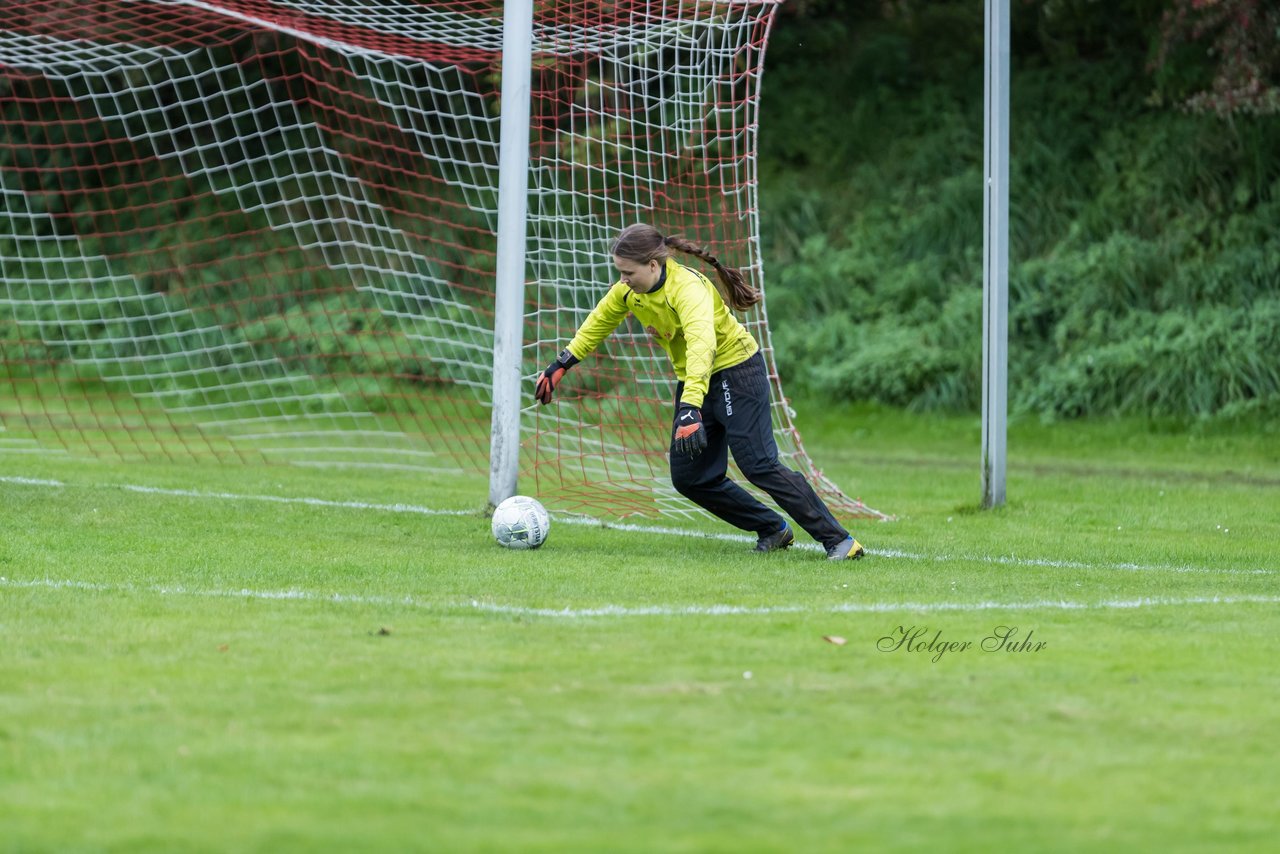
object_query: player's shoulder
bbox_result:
[670,261,713,292]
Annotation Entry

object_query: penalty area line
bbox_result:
[2,576,1279,619]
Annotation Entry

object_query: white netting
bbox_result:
[0,0,885,520]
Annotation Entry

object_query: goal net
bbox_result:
[0,0,886,522]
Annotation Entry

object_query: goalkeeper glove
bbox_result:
[534,348,580,405]
[673,403,707,458]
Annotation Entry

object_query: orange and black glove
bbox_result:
[673,403,707,458]
[534,348,580,405]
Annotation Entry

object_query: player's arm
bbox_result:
[535,285,631,405]
[668,274,717,409]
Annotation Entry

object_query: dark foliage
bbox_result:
[759,0,1280,421]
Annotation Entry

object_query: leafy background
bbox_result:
[759,0,1280,423]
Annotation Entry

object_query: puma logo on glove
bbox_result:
[673,403,707,458]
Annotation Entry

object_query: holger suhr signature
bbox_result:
[877,625,1047,663]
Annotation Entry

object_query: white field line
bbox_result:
[2,474,1274,576]
[2,576,1278,618]
[1,475,67,487]
[2,475,472,516]
[119,484,476,517]
[550,516,1273,576]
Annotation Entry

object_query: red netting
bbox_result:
[0,0,887,522]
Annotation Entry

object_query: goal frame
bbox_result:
[488,0,534,508]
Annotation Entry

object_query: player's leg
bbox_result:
[669,383,786,538]
[712,353,864,559]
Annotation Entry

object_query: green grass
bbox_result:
[2,403,1279,852]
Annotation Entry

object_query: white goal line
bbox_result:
[2,576,1278,620]
[1,474,1272,577]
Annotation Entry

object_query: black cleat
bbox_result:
[754,523,795,553]
[826,536,866,561]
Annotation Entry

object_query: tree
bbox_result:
[1153,0,1280,116]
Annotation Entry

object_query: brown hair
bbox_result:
[610,223,761,311]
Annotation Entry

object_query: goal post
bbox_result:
[488,0,533,508]
[0,0,888,524]
[982,0,1010,509]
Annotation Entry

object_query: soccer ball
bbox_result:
[491,495,550,550]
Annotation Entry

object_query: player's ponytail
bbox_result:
[662,234,760,312]
[611,223,760,312]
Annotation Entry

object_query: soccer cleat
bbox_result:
[754,523,795,553]
[826,536,866,561]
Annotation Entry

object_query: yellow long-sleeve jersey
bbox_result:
[564,258,759,408]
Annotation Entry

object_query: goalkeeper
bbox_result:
[534,224,865,561]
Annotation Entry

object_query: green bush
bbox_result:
[759,2,1280,421]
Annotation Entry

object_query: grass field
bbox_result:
[3,403,1279,852]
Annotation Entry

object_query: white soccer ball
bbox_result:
[491,495,550,550]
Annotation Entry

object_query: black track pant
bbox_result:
[669,352,850,549]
